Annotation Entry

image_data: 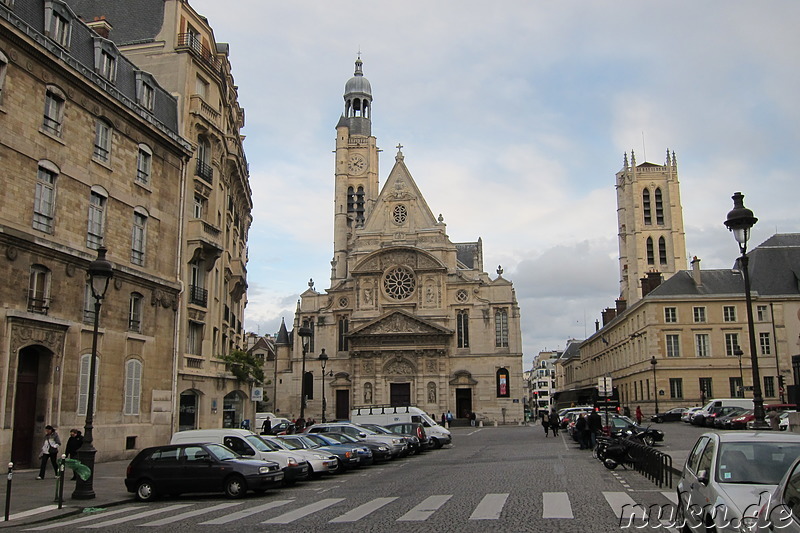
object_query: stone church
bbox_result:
[272,58,525,424]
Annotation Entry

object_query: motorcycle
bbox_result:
[594,436,632,470]
[611,424,663,447]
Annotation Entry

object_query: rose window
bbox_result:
[393,204,408,224]
[383,266,416,300]
[339,297,349,308]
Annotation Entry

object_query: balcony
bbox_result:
[186,219,224,270]
[189,95,220,129]
[228,257,247,300]
[188,284,208,307]
[195,159,213,184]
[176,33,221,73]
[27,295,50,315]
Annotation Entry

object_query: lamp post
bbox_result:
[318,349,332,423]
[734,346,744,396]
[73,247,113,500]
[297,326,313,421]
[650,356,659,415]
[724,192,768,429]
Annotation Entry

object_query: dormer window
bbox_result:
[93,38,118,83]
[45,1,73,49]
[135,71,156,111]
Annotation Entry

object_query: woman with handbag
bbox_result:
[36,425,61,480]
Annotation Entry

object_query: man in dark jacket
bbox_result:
[575,414,588,449]
[587,410,603,450]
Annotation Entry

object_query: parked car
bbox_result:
[650,407,686,423]
[557,407,593,429]
[730,404,797,430]
[306,422,408,457]
[278,433,370,471]
[258,417,292,435]
[350,405,452,448]
[756,455,800,531]
[257,435,338,477]
[712,407,750,430]
[682,407,703,423]
[124,443,283,501]
[703,406,748,428]
[360,423,423,455]
[691,398,754,426]
[384,422,430,451]
[677,432,800,532]
[324,432,393,462]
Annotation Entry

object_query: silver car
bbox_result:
[258,435,338,477]
[755,455,800,531]
[677,432,800,532]
[306,422,408,457]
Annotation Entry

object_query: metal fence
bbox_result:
[623,439,673,488]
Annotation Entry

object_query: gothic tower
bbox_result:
[332,57,380,282]
[616,149,687,304]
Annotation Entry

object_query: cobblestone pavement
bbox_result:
[4,422,717,532]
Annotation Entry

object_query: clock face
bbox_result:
[348,154,367,174]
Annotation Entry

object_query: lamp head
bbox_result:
[88,247,113,299]
[318,348,328,368]
[650,356,657,366]
[724,192,758,251]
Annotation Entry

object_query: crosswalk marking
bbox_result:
[200,500,294,525]
[397,494,452,521]
[602,491,638,520]
[79,504,192,528]
[542,492,573,519]
[24,507,145,530]
[140,502,243,526]
[262,498,344,524]
[469,493,509,520]
[330,497,398,523]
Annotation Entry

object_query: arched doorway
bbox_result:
[179,390,199,431]
[223,391,243,428]
[11,346,50,468]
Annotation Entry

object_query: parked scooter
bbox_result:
[594,436,633,470]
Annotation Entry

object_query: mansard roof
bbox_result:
[66,0,166,45]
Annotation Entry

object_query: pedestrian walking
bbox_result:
[65,428,83,480]
[635,406,643,425]
[576,414,588,449]
[37,425,61,480]
[261,417,272,435]
[587,410,603,450]
[549,408,560,436]
[542,411,550,437]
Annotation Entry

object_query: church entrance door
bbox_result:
[335,389,350,420]
[390,383,411,406]
[455,388,473,419]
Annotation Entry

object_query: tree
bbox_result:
[220,349,265,384]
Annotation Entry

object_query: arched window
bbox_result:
[43,85,66,136]
[136,144,152,185]
[86,186,108,249]
[655,188,664,225]
[457,310,469,348]
[33,161,59,233]
[124,359,142,415]
[646,237,655,265]
[78,353,99,416]
[658,236,668,265]
[0,50,8,105]
[495,308,509,348]
[496,368,510,398]
[303,371,314,401]
[642,188,652,225]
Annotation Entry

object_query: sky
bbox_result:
[189,1,800,368]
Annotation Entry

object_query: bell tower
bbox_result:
[332,57,380,282]
[616,149,687,304]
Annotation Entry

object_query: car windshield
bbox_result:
[247,435,282,451]
[328,433,358,444]
[276,438,302,450]
[364,425,393,434]
[206,443,239,461]
[305,434,336,446]
[716,442,800,484]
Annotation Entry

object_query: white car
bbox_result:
[258,435,338,477]
[681,407,702,423]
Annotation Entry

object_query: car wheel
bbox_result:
[224,475,247,499]
[334,458,346,473]
[643,435,655,447]
[655,417,662,423]
[431,438,443,449]
[135,479,157,502]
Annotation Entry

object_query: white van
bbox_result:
[350,406,452,448]
[170,428,309,483]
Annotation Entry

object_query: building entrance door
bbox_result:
[390,383,411,406]
[335,389,349,420]
[455,388,473,420]
[12,347,40,468]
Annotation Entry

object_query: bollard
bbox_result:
[479,420,483,427]
[4,462,12,522]
[56,454,66,508]
[494,420,498,427]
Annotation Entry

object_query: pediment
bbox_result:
[349,310,452,337]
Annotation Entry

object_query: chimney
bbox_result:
[601,307,617,326]
[691,256,702,286]
[615,298,627,314]
[595,319,600,332]
[86,16,113,39]
[641,270,664,297]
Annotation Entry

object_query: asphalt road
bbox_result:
[21,422,714,532]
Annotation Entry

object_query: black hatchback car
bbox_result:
[125,443,283,501]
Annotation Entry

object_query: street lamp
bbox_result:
[650,356,659,415]
[297,326,313,421]
[724,192,768,429]
[73,247,113,500]
[318,349,333,423]
[734,346,744,396]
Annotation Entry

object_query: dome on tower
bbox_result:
[344,57,372,96]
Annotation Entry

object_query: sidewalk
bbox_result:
[0,460,133,529]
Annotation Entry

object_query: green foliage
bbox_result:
[220,349,265,384]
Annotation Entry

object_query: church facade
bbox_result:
[272,59,525,424]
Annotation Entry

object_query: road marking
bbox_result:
[470,493,509,520]
[200,500,294,525]
[397,494,452,521]
[24,507,144,530]
[140,502,243,526]
[602,491,638,520]
[10,505,58,522]
[542,492,573,519]
[330,497,398,522]
[79,504,192,528]
[262,498,344,524]
[661,491,678,504]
